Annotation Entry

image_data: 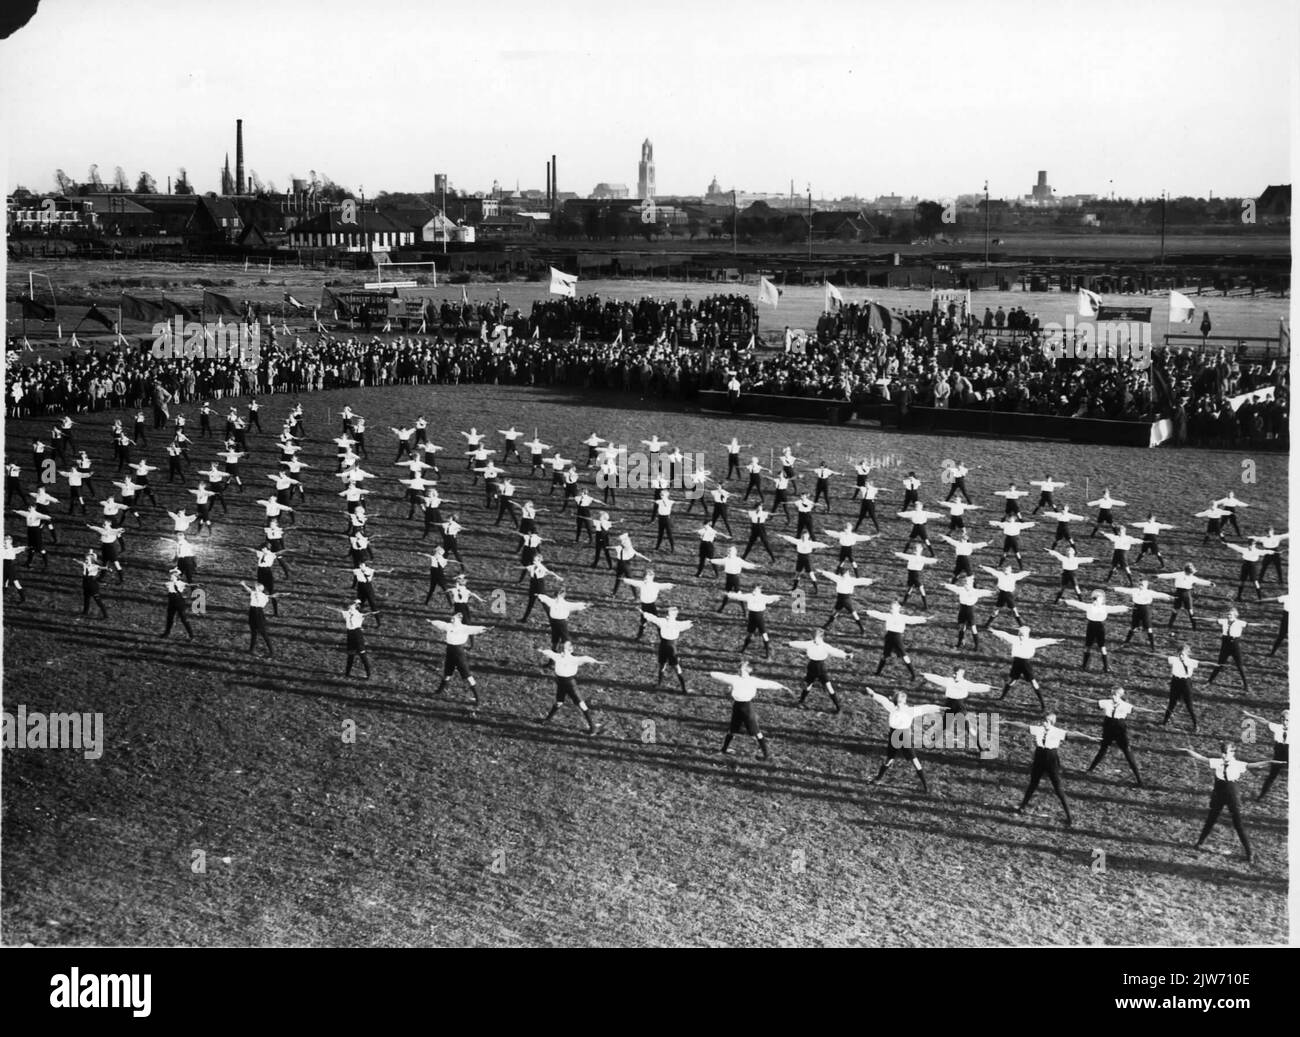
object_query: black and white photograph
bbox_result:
[0,0,1295,983]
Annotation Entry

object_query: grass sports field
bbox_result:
[0,382,1288,946]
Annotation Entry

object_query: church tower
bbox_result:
[637,139,655,201]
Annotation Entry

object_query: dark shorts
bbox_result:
[555,676,579,703]
[805,660,829,684]
[1085,620,1106,648]
[444,645,470,678]
[728,700,759,735]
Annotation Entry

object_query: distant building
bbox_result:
[8,195,100,233]
[637,139,655,200]
[706,176,727,200]
[1029,170,1053,204]
[591,182,630,199]
[1257,184,1291,221]
[288,209,414,251]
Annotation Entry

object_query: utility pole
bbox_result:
[983,179,990,267]
[807,183,812,263]
[1159,189,1166,265]
[732,189,737,256]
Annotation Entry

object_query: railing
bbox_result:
[1163,333,1284,359]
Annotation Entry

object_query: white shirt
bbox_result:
[1029,725,1067,750]
[433,620,485,645]
[923,673,990,700]
[730,590,780,612]
[1168,655,1199,679]
[539,596,585,620]
[993,631,1055,659]
[1209,758,1248,782]
[1099,699,1133,721]
[790,639,848,662]
[881,701,942,730]
[1267,722,1288,746]
[544,651,597,678]
[1218,618,1247,638]
[646,614,692,641]
[868,609,924,634]
[710,672,782,703]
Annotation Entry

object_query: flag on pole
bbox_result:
[121,293,164,322]
[83,304,116,331]
[18,296,55,322]
[824,281,844,311]
[1076,287,1102,317]
[549,267,578,298]
[1169,289,1196,324]
[758,277,781,307]
[203,289,242,318]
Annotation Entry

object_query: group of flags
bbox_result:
[1077,285,1202,325]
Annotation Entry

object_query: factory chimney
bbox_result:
[236,119,245,195]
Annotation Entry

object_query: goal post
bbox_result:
[368,260,436,290]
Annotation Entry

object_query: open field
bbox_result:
[6,260,1292,350]
[1,384,1289,946]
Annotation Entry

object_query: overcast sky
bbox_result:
[1,0,1294,200]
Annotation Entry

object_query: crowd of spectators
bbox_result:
[5,293,1285,449]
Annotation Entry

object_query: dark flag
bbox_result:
[83,304,116,331]
[159,296,194,321]
[322,287,352,318]
[203,289,242,318]
[17,296,55,322]
[867,302,911,336]
[121,293,165,322]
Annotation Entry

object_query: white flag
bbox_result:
[1076,287,1102,317]
[758,277,781,307]
[1169,289,1196,324]
[549,266,578,298]
[824,281,844,311]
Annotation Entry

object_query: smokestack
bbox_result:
[546,161,551,210]
[236,119,245,195]
[551,154,557,212]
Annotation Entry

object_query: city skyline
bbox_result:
[1,0,1294,201]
